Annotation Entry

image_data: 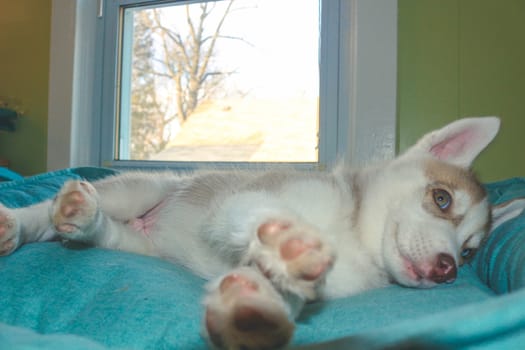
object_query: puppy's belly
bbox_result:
[145,200,233,278]
[127,199,167,237]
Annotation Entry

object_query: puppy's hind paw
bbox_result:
[204,268,294,350]
[0,206,20,256]
[51,181,99,239]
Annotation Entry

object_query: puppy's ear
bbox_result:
[403,117,500,168]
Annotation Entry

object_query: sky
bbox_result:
[137,0,320,99]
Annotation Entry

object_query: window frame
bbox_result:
[47,0,397,171]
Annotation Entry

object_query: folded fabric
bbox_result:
[299,287,525,349]
[0,321,109,350]
[474,177,525,294]
[0,167,23,182]
[0,167,116,207]
[0,241,496,349]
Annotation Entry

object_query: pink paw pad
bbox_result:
[55,191,87,233]
[60,191,85,218]
[220,273,259,295]
[257,220,333,282]
[0,213,17,255]
[257,221,291,243]
[0,218,12,238]
[280,237,321,260]
[53,181,97,234]
[206,274,267,347]
[205,271,294,350]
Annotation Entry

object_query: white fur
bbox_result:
[0,117,501,349]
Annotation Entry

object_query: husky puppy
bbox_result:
[0,117,500,349]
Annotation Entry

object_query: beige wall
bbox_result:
[0,0,51,175]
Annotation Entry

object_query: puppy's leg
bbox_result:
[206,192,335,301]
[0,201,56,255]
[203,267,295,350]
[91,171,179,222]
[1,171,177,255]
[51,180,156,255]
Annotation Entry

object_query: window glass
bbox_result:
[118,0,320,163]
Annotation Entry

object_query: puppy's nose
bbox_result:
[430,253,457,284]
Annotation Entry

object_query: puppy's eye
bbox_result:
[460,248,476,260]
[433,189,452,210]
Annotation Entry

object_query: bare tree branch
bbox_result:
[129,0,246,159]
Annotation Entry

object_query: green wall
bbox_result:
[0,0,51,175]
[398,0,525,182]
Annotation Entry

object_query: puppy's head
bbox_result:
[380,159,490,288]
[376,117,500,288]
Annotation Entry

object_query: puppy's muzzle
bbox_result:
[429,253,457,284]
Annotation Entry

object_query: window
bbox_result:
[119,0,320,164]
[103,0,341,169]
[47,0,397,171]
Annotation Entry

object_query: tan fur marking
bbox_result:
[423,159,486,226]
[424,160,486,203]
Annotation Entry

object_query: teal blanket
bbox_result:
[0,168,524,349]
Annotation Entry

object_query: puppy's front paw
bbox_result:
[204,268,294,350]
[252,220,335,300]
[52,181,99,239]
[0,205,20,256]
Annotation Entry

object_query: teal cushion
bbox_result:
[299,287,525,350]
[0,321,109,350]
[0,243,493,349]
[0,167,117,208]
[0,167,23,181]
[0,243,205,349]
[295,264,494,345]
[474,177,525,294]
